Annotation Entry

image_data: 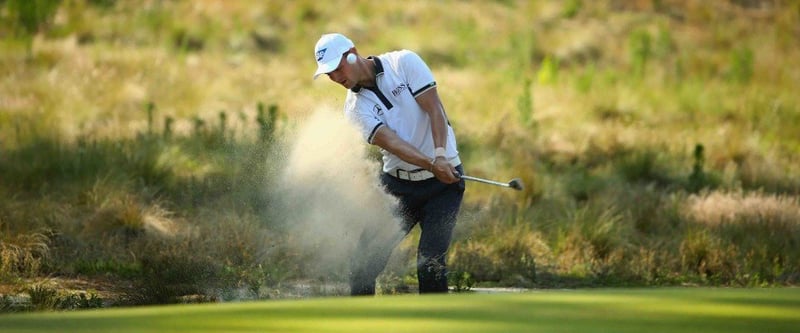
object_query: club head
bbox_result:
[508,178,524,191]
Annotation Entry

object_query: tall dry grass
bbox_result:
[681,191,800,283]
[1,0,799,305]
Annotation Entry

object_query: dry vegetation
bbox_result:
[1,0,799,310]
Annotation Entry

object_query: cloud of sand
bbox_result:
[277,107,402,279]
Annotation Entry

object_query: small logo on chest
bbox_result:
[373,104,384,116]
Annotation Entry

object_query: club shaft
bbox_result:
[459,175,510,188]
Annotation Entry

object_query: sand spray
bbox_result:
[275,107,404,281]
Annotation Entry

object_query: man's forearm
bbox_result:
[372,125,435,170]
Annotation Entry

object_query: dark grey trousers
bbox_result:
[350,165,465,295]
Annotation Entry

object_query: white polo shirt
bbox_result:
[344,50,460,173]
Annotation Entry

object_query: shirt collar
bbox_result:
[350,56,384,93]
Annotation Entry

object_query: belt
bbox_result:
[389,168,435,181]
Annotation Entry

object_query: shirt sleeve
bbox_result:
[398,50,437,98]
[344,93,384,144]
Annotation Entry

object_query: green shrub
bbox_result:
[629,29,652,77]
[680,227,741,283]
[495,237,538,285]
[576,64,595,93]
[71,259,141,279]
[6,0,61,36]
[687,143,721,192]
[256,102,280,143]
[517,77,534,127]
[654,24,674,58]
[130,242,231,305]
[450,219,549,287]
[537,56,559,85]
[86,0,116,9]
[728,47,754,84]
[448,270,474,292]
[449,240,501,283]
[562,0,582,19]
[616,148,674,187]
[24,283,104,311]
[56,291,104,310]
[26,283,59,311]
[0,294,25,313]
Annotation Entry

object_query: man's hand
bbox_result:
[431,156,459,184]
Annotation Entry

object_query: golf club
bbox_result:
[457,173,524,191]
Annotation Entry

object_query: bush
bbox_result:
[728,47,754,84]
[23,282,104,311]
[6,0,61,36]
[683,191,800,284]
[629,29,652,77]
[0,229,50,279]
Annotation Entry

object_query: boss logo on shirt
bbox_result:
[373,104,384,116]
[391,84,407,97]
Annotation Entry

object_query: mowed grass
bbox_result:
[1,288,798,333]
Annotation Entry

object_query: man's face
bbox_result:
[326,53,353,89]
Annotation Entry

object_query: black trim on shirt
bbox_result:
[367,122,384,143]
[412,82,437,97]
[350,56,393,110]
[366,87,393,110]
[372,55,385,77]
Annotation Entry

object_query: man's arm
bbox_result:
[371,87,458,184]
[415,87,458,183]
[371,126,435,172]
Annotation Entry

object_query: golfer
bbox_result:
[313,33,465,295]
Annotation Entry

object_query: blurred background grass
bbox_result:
[1,0,799,310]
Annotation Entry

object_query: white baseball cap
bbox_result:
[313,33,354,79]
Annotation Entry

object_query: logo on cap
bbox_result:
[316,48,327,61]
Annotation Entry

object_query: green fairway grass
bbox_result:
[1,288,798,333]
